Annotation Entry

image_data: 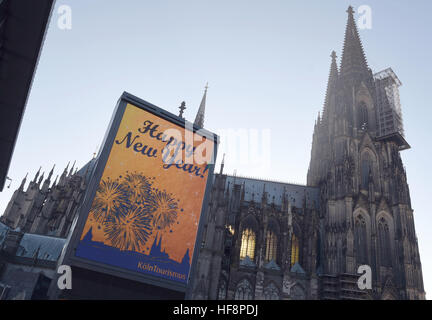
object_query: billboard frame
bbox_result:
[57,91,218,295]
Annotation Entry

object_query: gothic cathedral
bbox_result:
[0,7,425,300]
[190,6,425,300]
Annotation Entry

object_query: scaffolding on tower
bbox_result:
[374,68,410,150]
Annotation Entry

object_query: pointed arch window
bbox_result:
[291,284,306,300]
[240,228,256,260]
[291,234,299,267]
[263,283,280,300]
[358,102,369,130]
[218,280,227,300]
[361,153,372,189]
[378,217,392,267]
[265,230,277,262]
[355,215,368,264]
[234,279,253,300]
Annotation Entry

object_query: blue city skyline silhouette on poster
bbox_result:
[76,227,191,284]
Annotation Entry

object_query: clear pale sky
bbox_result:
[1,0,431,298]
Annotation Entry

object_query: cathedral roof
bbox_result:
[77,157,97,182]
[16,233,66,262]
[224,175,320,209]
[0,222,65,262]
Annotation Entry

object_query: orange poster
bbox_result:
[75,102,215,285]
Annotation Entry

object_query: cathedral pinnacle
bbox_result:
[340,5,369,77]
[331,50,337,61]
[64,162,70,174]
[69,160,76,176]
[194,83,208,128]
[20,173,28,190]
[33,166,41,183]
[38,172,44,186]
[323,50,339,121]
[48,164,55,181]
[220,153,225,174]
[53,175,59,187]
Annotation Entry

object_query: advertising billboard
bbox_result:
[66,92,217,293]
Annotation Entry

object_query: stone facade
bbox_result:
[306,7,424,300]
[190,173,321,300]
[189,6,425,300]
[0,161,94,299]
[0,160,93,238]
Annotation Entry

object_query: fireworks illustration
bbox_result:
[149,190,179,231]
[90,178,129,223]
[104,204,153,252]
[91,173,180,253]
[122,172,152,204]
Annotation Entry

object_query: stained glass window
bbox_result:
[291,234,299,266]
[355,215,368,264]
[378,217,392,267]
[361,153,372,189]
[265,230,277,262]
[358,102,369,130]
[263,282,279,300]
[240,228,256,260]
[218,280,227,300]
[234,279,253,300]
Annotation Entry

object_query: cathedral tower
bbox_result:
[307,6,425,300]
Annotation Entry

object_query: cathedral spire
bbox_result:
[64,162,70,174]
[48,164,55,181]
[194,83,208,128]
[59,162,70,186]
[220,153,225,174]
[52,175,59,188]
[33,166,41,183]
[42,165,55,192]
[20,173,28,190]
[340,6,369,77]
[69,160,76,176]
[38,172,44,186]
[323,51,339,120]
